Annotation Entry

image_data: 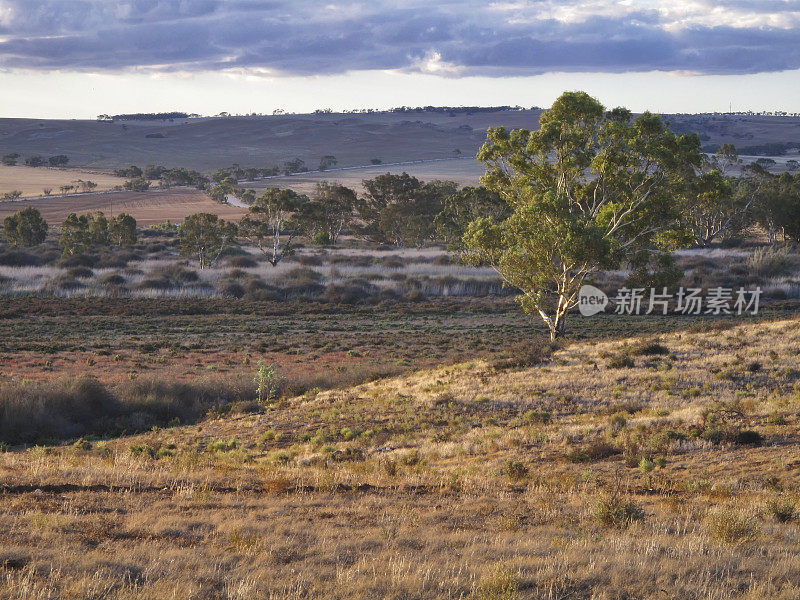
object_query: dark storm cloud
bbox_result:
[0,0,798,76]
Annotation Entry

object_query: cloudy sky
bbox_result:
[0,0,798,118]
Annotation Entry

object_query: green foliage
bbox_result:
[595,494,645,528]
[708,509,758,544]
[1,152,19,166]
[109,213,137,246]
[434,185,509,250]
[357,173,458,246]
[463,91,702,339]
[765,498,796,523]
[3,207,48,247]
[58,211,112,256]
[239,188,306,266]
[254,360,281,404]
[474,564,519,600]
[178,212,237,268]
[504,459,528,482]
[123,177,151,192]
[296,182,356,245]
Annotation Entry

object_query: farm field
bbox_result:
[0,164,122,197]
[0,188,247,225]
[249,157,485,194]
[1,314,799,598]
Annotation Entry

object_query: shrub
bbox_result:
[66,266,94,279]
[227,255,257,268]
[0,251,40,267]
[632,341,669,356]
[747,245,792,279]
[492,336,554,370]
[298,254,325,266]
[765,498,796,523]
[323,279,378,304]
[100,273,126,286]
[0,376,253,444]
[504,459,528,482]
[135,276,173,291]
[58,254,97,268]
[708,508,758,544]
[594,495,645,528]
[733,430,763,445]
[474,564,519,600]
[217,281,246,299]
[607,353,635,369]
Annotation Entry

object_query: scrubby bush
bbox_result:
[708,508,758,544]
[0,376,254,444]
[594,494,645,528]
[765,498,796,523]
[66,266,93,279]
[504,459,528,482]
[217,280,246,298]
[323,279,378,303]
[0,251,41,266]
[227,255,257,268]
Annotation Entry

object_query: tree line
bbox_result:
[3,207,137,255]
[2,153,69,167]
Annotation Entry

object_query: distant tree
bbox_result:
[434,186,509,250]
[48,155,69,167]
[123,178,151,192]
[178,213,237,269]
[1,153,19,166]
[76,180,98,193]
[143,165,167,180]
[370,158,382,165]
[318,155,337,171]
[114,166,143,178]
[25,155,45,168]
[671,167,751,247]
[238,188,307,265]
[2,190,22,200]
[750,171,800,243]
[87,212,109,245]
[59,213,91,256]
[358,173,457,246]
[109,213,137,246]
[59,184,74,195]
[712,144,740,175]
[3,207,48,247]
[161,168,208,189]
[42,188,52,196]
[283,158,307,175]
[297,182,356,244]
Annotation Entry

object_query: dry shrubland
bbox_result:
[0,317,799,598]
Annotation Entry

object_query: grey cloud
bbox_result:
[0,0,798,76]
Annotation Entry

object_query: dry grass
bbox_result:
[0,317,799,598]
[0,165,122,197]
[0,187,247,226]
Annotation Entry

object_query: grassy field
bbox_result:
[0,314,798,599]
[0,165,122,197]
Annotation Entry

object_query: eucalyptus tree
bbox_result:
[463,91,702,340]
[238,188,307,266]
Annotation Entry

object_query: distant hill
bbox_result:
[0,109,797,172]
